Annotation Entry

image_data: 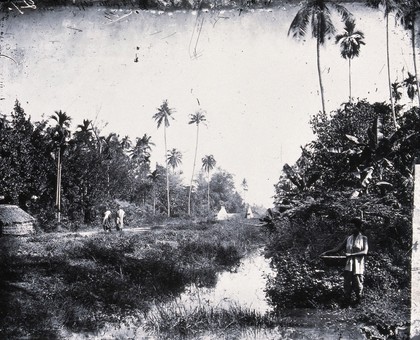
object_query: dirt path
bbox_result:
[61,226,152,237]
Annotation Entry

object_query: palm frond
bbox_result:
[153,100,175,129]
[330,2,353,22]
[288,6,312,39]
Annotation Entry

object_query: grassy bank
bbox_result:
[0,219,267,339]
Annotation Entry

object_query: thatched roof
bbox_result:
[0,205,35,225]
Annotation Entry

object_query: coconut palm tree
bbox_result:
[335,19,365,103]
[50,110,72,223]
[167,148,183,172]
[366,0,405,129]
[202,154,216,214]
[153,100,175,217]
[187,109,206,216]
[402,0,420,105]
[288,0,352,114]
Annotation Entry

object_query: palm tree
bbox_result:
[167,148,183,172]
[75,119,92,133]
[99,132,120,196]
[402,0,420,105]
[202,154,216,214]
[120,135,132,151]
[241,178,248,200]
[50,110,72,223]
[187,109,206,216]
[391,81,403,103]
[335,19,365,103]
[131,134,154,165]
[101,133,119,161]
[288,0,352,114]
[403,71,418,102]
[153,100,175,217]
[147,169,160,215]
[74,119,93,146]
[366,0,405,129]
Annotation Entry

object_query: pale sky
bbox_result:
[0,2,414,207]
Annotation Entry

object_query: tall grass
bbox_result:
[145,302,277,339]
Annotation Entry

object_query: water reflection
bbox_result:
[172,248,274,314]
[64,248,367,339]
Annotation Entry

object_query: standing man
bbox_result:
[321,218,368,305]
[102,209,112,232]
[115,206,125,231]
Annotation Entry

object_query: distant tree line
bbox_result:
[0,100,244,229]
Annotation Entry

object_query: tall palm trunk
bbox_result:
[188,124,199,216]
[55,147,61,223]
[106,163,110,197]
[164,126,170,217]
[207,171,210,214]
[386,14,397,129]
[411,21,420,106]
[153,187,156,215]
[317,26,326,114]
[348,58,352,103]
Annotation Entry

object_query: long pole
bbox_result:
[55,148,61,223]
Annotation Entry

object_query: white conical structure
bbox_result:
[246,206,254,219]
[217,206,228,220]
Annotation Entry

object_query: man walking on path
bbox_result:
[115,207,125,231]
[102,209,112,232]
[321,218,368,305]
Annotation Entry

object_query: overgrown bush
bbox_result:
[264,198,411,313]
[266,253,343,310]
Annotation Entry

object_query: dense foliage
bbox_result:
[265,100,416,330]
[0,101,244,230]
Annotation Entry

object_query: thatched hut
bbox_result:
[0,205,35,236]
